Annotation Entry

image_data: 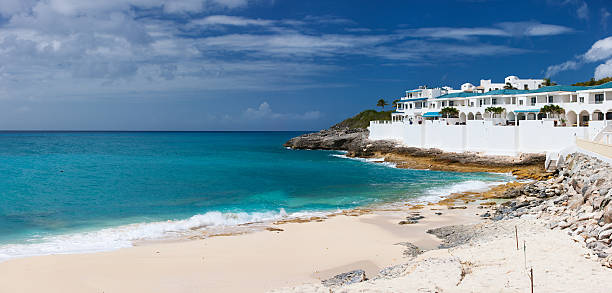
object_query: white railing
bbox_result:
[370,120,392,125]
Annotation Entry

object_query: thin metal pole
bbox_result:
[515,226,519,250]
[530,267,534,293]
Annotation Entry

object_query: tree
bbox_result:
[439,107,459,118]
[543,78,557,86]
[503,83,517,90]
[540,104,564,118]
[485,106,505,118]
[572,76,612,86]
[377,99,388,110]
[392,99,401,108]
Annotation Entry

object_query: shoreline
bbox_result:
[0,149,516,263]
[0,157,527,292]
[0,195,496,293]
[2,146,608,292]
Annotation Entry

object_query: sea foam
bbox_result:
[0,209,329,262]
[330,153,397,168]
[418,180,506,203]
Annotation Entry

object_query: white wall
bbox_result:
[369,120,594,156]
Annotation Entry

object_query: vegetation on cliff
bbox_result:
[572,76,612,86]
[331,110,392,129]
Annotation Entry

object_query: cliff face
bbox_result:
[283,128,369,151]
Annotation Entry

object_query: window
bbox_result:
[410,103,413,109]
[595,94,604,104]
[519,100,524,106]
[548,96,553,103]
[449,101,454,106]
[442,101,446,107]
[492,98,497,105]
[530,97,536,106]
[479,99,483,107]
[524,85,528,90]
[495,88,499,90]
[579,97,584,103]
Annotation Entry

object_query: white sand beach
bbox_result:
[0,205,481,293]
[1,199,611,293]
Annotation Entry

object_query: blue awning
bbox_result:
[422,111,442,117]
[514,109,540,113]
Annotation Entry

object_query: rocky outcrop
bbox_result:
[283,128,368,150]
[321,270,367,287]
[490,153,612,267]
[284,128,548,177]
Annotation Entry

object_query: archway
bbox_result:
[527,113,536,120]
[459,112,467,124]
[467,112,474,120]
[484,112,492,119]
[475,112,483,120]
[507,112,516,121]
[579,110,590,126]
[593,110,604,121]
[566,111,577,127]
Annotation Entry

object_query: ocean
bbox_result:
[0,131,512,260]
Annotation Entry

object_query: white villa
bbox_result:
[370,75,612,162]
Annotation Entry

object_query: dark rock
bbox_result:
[283,128,369,151]
[395,242,424,257]
[321,270,366,287]
[480,212,491,218]
[399,220,418,225]
[406,215,424,221]
[427,225,476,249]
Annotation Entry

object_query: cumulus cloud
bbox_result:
[244,102,321,120]
[546,36,612,78]
[583,36,612,62]
[595,59,612,79]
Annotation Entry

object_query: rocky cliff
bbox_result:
[490,153,612,267]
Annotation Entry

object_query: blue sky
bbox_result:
[0,0,610,130]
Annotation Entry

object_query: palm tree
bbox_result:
[485,106,505,118]
[392,99,400,108]
[542,78,557,86]
[503,83,517,90]
[377,99,388,111]
[439,107,459,118]
[540,104,564,118]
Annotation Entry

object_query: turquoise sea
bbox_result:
[0,131,512,260]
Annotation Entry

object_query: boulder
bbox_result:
[321,270,366,287]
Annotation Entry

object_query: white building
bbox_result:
[380,81,612,156]
[480,75,545,92]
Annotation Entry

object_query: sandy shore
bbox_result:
[273,216,612,293]
[0,204,483,293]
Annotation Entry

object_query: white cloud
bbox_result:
[403,22,573,40]
[602,9,611,31]
[584,36,612,62]
[244,102,321,120]
[595,59,612,79]
[545,60,579,77]
[192,15,274,27]
[576,1,589,20]
[546,36,612,78]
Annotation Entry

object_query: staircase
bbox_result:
[593,125,612,144]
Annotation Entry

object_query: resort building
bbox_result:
[373,76,612,159]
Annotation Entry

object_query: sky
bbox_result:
[0,0,610,131]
